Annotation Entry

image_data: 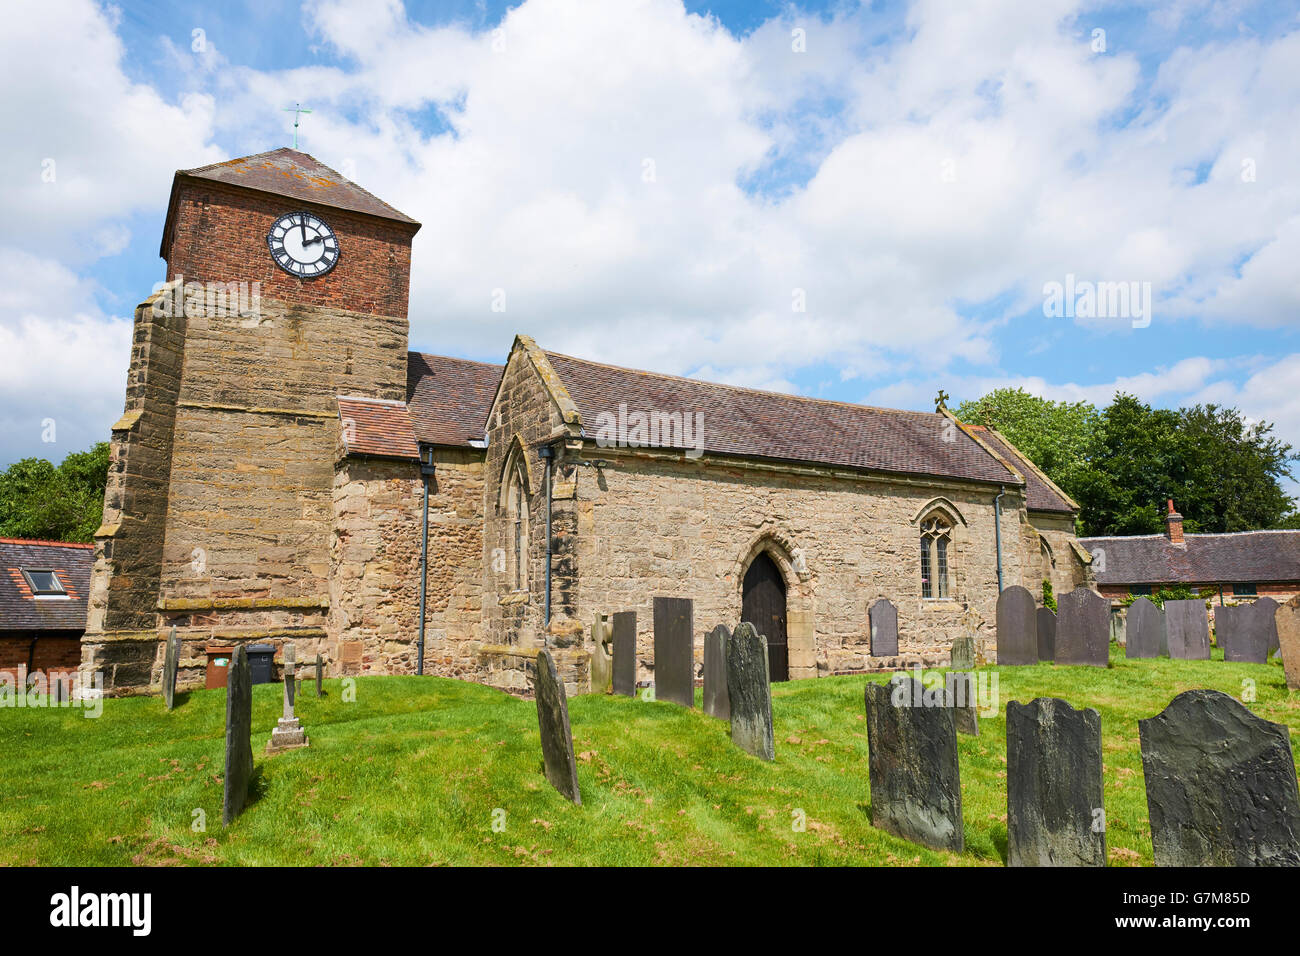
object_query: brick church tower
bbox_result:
[82,149,421,692]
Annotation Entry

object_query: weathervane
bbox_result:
[283,103,312,149]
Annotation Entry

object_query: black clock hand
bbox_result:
[301,221,307,244]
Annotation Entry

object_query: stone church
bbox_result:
[80,149,1092,696]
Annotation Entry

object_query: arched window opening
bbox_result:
[506,461,529,591]
[920,515,952,599]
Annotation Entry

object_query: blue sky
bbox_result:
[3,0,1300,488]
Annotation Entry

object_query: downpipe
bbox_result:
[994,485,1005,592]
[417,446,435,675]
[539,443,555,630]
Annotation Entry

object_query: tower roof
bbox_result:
[161,148,419,257]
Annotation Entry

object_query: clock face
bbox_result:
[266,211,340,278]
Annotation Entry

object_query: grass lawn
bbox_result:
[2,645,1297,866]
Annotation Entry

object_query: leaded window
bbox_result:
[920,516,952,599]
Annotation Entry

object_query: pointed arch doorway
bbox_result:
[742,551,789,682]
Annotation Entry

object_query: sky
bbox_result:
[3,0,1300,491]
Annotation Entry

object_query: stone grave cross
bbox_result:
[267,643,310,753]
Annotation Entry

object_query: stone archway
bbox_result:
[742,551,788,681]
[733,529,816,680]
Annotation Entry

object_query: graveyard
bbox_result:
[3,643,1297,867]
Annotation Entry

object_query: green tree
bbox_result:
[0,442,110,543]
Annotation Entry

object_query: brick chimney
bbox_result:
[1165,499,1184,545]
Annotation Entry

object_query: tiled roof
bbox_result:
[406,352,502,448]
[337,396,421,460]
[543,350,1021,486]
[967,426,1074,514]
[1078,531,1300,585]
[0,539,92,632]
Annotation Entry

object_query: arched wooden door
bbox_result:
[742,552,788,682]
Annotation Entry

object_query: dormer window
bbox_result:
[22,569,66,597]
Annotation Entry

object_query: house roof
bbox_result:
[337,396,421,461]
[0,539,92,632]
[406,352,502,448]
[1078,530,1300,586]
[162,148,419,257]
[542,349,1023,487]
[967,426,1075,514]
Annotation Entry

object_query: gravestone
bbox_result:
[1140,690,1300,866]
[996,586,1037,666]
[589,614,612,694]
[1275,596,1300,690]
[1055,588,1110,667]
[1109,609,1126,648]
[1125,597,1166,659]
[869,599,898,657]
[267,643,309,753]
[946,671,979,736]
[1006,697,1105,866]
[534,649,581,804]
[611,610,637,697]
[1036,608,1056,662]
[949,636,975,670]
[315,653,324,697]
[162,627,180,711]
[726,623,774,760]
[1219,600,1276,664]
[652,596,694,708]
[1164,599,1210,660]
[703,625,731,720]
[865,675,964,852]
[222,645,253,826]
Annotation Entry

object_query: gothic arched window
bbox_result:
[920,515,952,599]
[505,459,529,591]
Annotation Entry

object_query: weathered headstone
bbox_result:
[162,627,180,711]
[1036,607,1056,662]
[1218,600,1276,664]
[222,645,253,826]
[1006,697,1105,866]
[534,649,581,804]
[949,636,975,670]
[865,675,964,852]
[1140,689,1300,866]
[703,624,731,720]
[1275,596,1300,690]
[315,653,324,697]
[1109,609,1126,648]
[996,586,1037,666]
[1164,599,1210,660]
[946,671,979,736]
[611,610,637,697]
[726,623,774,760]
[1055,588,1110,667]
[869,599,898,657]
[589,613,612,694]
[1125,597,1166,659]
[652,596,694,708]
[267,643,309,753]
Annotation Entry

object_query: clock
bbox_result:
[266,211,340,278]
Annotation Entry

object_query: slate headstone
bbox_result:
[315,653,323,697]
[1055,588,1110,667]
[1275,595,1300,690]
[946,671,979,736]
[949,636,975,670]
[652,596,694,708]
[865,675,964,852]
[162,627,180,711]
[725,622,775,760]
[1255,596,1280,655]
[1140,689,1300,866]
[869,599,898,657]
[534,650,581,804]
[611,610,637,697]
[1218,601,1273,664]
[222,645,253,827]
[1125,597,1166,659]
[1036,607,1056,662]
[996,586,1037,666]
[1006,697,1105,867]
[1164,599,1211,660]
[703,624,731,720]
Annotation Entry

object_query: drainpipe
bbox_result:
[417,445,436,675]
[994,486,1006,592]
[538,443,555,630]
